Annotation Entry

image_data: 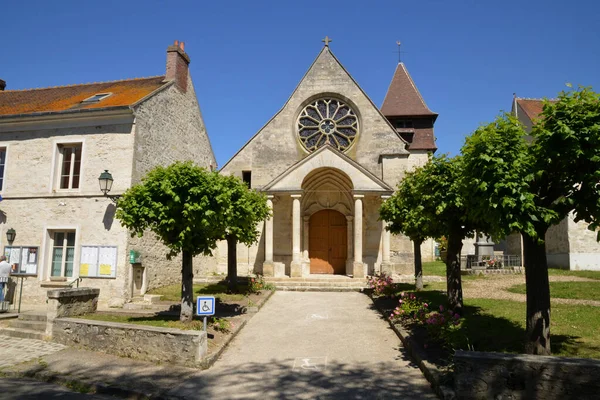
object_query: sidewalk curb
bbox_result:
[368,294,456,400]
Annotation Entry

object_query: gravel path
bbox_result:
[461,274,600,306]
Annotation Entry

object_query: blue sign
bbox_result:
[196,296,215,316]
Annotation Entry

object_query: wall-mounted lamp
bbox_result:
[6,228,16,244]
[98,170,119,203]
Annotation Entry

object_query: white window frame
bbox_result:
[49,230,77,278]
[51,140,84,193]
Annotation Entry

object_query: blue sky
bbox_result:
[2,0,599,167]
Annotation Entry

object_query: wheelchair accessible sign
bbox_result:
[196,296,215,316]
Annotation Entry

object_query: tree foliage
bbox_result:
[116,161,270,322]
[380,161,444,289]
[461,86,600,355]
[382,155,474,311]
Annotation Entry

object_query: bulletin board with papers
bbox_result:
[79,246,117,278]
[4,246,39,275]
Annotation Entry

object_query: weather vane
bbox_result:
[396,41,402,63]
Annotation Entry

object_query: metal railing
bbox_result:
[463,254,522,269]
[68,277,83,288]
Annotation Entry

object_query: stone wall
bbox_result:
[128,74,218,286]
[52,317,207,367]
[46,287,99,337]
[454,350,600,400]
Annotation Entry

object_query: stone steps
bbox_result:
[276,286,364,292]
[0,326,45,340]
[9,320,46,331]
[0,311,48,340]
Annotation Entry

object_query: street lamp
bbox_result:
[98,170,119,203]
[6,228,15,244]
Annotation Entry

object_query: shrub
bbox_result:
[367,273,396,297]
[389,292,429,322]
[248,274,274,294]
[211,317,233,333]
[424,305,462,346]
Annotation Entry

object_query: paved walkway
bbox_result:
[170,291,437,399]
[0,336,65,368]
[0,378,116,399]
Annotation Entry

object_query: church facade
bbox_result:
[218,44,438,278]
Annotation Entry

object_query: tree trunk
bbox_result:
[226,234,238,292]
[446,230,464,315]
[414,239,424,291]
[180,250,194,323]
[522,230,551,355]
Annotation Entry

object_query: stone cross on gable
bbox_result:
[322,36,332,47]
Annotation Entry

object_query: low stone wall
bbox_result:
[46,288,100,337]
[52,318,207,368]
[454,350,600,399]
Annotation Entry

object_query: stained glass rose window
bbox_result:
[297,98,358,152]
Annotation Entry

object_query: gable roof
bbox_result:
[262,144,393,193]
[0,76,168,118]
[514,98,556,122]
[381,62,437,118]
[220,46,408,171]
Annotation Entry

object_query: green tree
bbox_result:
[461,86,600,355]
[380,164,443,290]
[115,161,269,322]
[220,176,270,291]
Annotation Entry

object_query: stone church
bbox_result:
[217,42,437,278]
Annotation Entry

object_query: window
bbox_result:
[0,148,5,191]
[242,171,252,188]
[58,144,82,189]
[51,231,76,277]
[4,246,38,275]
[399,132,414,144]
[79,246,117,278]
[395,119,413,129]
[82,93,112,103]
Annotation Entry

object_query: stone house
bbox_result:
[217,43,438,278]
[0,42,217,306]
[505,97,600,270]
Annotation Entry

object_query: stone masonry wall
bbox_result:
[0,120,135,306]
[52,317,207,367]
[130,74,218,284]
[454,350,600,400]
[46,287,99,337]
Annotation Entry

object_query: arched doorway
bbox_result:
[309,209,347,274]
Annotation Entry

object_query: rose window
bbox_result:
[297,98,359,152]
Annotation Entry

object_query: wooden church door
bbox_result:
[309,210,347,274]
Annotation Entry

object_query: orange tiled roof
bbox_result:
[0,76,167,117]
[516,98,557,121]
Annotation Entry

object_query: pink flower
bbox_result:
[423,303,428,308]
[439,305,444,312]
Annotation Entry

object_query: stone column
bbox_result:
[381,195,393,275]
[353,195,365,278]
[346,216,353,275]
[303,216,310,261]
[290,194,303,277]
[262,195,275,276]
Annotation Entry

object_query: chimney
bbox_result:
[0,80,5,91]
[166,40,190,93]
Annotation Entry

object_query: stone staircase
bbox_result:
[264,276,368,292]
[0,312,46,340]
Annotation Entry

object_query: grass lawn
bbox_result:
[401,287,600,359]
[507,281,600,301]
[423,261,446,277]
[548,268,600,280]
[81,313,205,331]
[148,283,250,302]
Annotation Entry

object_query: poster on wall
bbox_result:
[79,246,117,278]
[3,246,39,275]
